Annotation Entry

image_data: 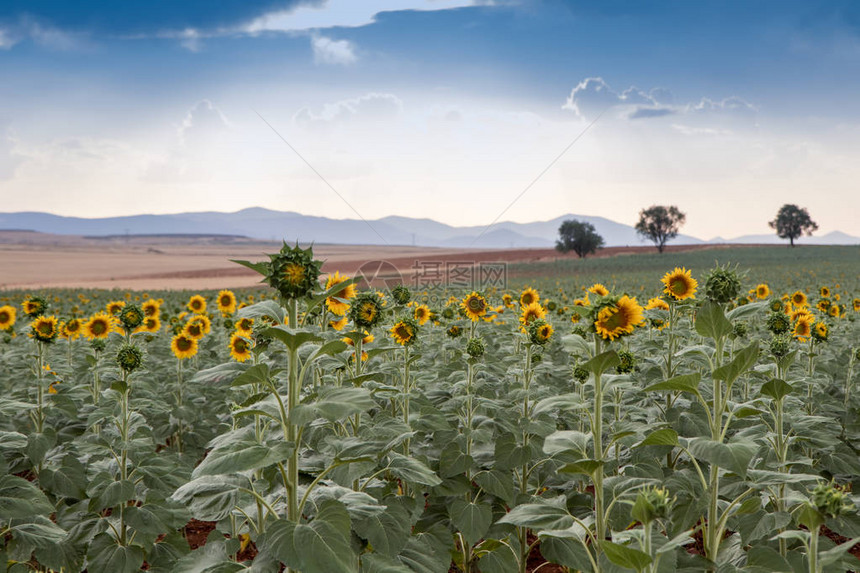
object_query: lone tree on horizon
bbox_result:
[556,219,604,258]
[635,205,686,253]
[769,204,818,247]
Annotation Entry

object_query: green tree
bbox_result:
[635,205,686,253]
[556,219,605,258]
[769,204,818,247]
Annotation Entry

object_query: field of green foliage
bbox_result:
[1,244,859,573]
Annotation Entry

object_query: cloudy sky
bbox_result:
[1,0,858,240]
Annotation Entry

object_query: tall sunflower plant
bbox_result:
[173,244,443,573]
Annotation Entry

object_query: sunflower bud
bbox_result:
[615,349,636,374]
[391,284,411,305]
[446,325,461,338]
[810,481,854,518]
[119,304,144,330]
[766,311,790,335]
[632,486,674,525]
[573,363,589,383]
[116,344,143,373]
[769,334,792,358]
[703,264,742,304]
[465,337,485,358]
[349,292,384,330]
[267,243,323,300]
[732,322,748,339]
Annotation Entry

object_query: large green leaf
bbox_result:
[644,373,701,396]
[473,470,515,505]
[263,326,323,352]
[687,438,758,478]
[585,350,620,377]
[713,342,759,384]
[760,378,793,401]
[171,475,244,521]
[354,497,413,557]
[599,540,652,572]
[387,453,442,487]
[86,532,146,573]
[0,475,55,518]
[192,435,293,477]
[539,536,593,571]
[448,499,492,546]
[292,386,376,425]
[261,500,356,573]
[636,428,679,448]
[695,300,732,340]
[497,497,574,530]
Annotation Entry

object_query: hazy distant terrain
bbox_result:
[3,208,855,248]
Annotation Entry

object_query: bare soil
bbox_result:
[0,230,751,291]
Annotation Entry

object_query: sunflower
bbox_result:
[413,304,431,326]
[217,290,237,316]
[184,319,206,340]
[390,318,418,346]
[520,302,547,327]
[790,308,815,324]
[520,288,539,307]
[828,305,841,318]
[136,316,161,334]
[187,295,207,314]
[820,286,831,298]
[461,292,488,321]
[661,268,697,301]
[190,314,211,334]
[349,292,384,329]
[528,319,554,346]
[324,272,357,316]
[0,305,16,330]
[502,294,515,308]
[106,300,126,315]
[142,299,161,318]
[228,333,252,362]
[588,284,609,297]
[816,299,831,313]
[22,296,48,318]
[793,316,814,342]
[329,316,348,331]
[83,312,116,340]
[30,315,59,343]
[790,291,808,308]
[343,331,374,346]
[235,317,254,336]
[645,297,670,311]
[594,295,645,341]
[854,298,860,312]
[573,294,590,307]
[62,318,82,340]
[813,322,829,342]
[755,284,771,300]
[171,333,198,360]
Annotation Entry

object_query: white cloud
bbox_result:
[294,92,403,126]
[0,123,23,180]
[311,34,357,65]
[563,77,756,123]
[242,0,481,34]
[179,100,231,145]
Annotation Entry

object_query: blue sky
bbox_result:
[1,0,858,239]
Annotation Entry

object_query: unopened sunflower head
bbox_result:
[703,263,743,304]
[267,243,323,300]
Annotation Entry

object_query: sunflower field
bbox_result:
[1,243,860,573]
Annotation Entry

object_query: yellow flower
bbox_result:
[520,302,546,327]
[30,315,59,342]
[329,316,348,331]
[325,272,357,316]
[820,286,831,298]
[228,333,252,362]
[793,316,814,342]
[461,292,488,321]
[83,312,117,340]
[573,294,590,307]
[0,305,16,330]
[142,299,161,318]
[106,300,126,315]
[171,333,198,360]
[343,331,374,346]
[755,284,771,299]
[854,298,860,312]
[390,320,416,346]
[588,283,609,297]
[790,291,808,308]
[217,290,237,316]
[235,317,254,336]
[594,296,644,341]
[661,268,697,301]
[62,318,82,340]
[187,295,207,314]
[645,297,669,311]
[136,316,161,334]
[502,294,514,308]
[413,304,431,326]
[520,288,539,307]
[184,315,210,340]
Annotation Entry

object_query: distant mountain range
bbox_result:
[0,208,857,248]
